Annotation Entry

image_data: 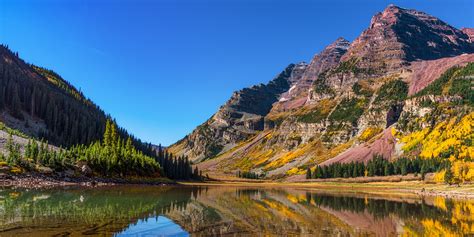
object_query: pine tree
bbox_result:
[444,163,454,184]
[420,162,427,180]
[125,137,133,156]
[193,166,199,178]
[6,133,20,165]
[306,168,312,179]
[401,159,408,176]
[103,119,112,148]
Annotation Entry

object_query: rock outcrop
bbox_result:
[462,28,474,42]
[169,64,306,162]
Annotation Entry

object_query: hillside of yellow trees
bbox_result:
[396,112,473,183]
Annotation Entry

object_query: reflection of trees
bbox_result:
[235,188,262,198]
[306,192,474,236]
[0,186,202,235]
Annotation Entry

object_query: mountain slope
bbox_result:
[0,45,107,147]
[169,63,307,162]
[170,5,474,179]
[0,45,156,156]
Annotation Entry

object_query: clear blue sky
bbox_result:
[1,0,473,146]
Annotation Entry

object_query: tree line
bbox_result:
[1,119,200,179]
[155,145,201,180]
[307,155,446,180]
[237,171,263,179]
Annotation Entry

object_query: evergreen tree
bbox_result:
[193,166,199,178]
[6,133,20,165]
[444,164,454,184]
[420,162,427,180]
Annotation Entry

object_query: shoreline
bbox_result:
[2,174,473,200]
[179,180,474,200]
[0,173,175,189]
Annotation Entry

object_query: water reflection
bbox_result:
[0,185,472,236]
[117,216,188,237]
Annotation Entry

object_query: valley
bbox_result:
[0,2,473,236]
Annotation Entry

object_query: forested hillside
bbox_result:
[0,45,198,180]
[0,45,158,156]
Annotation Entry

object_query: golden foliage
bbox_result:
[420,219,459,237]
[265,145,308,170]
[451,161,474,183]
[409,198,474,236]
[286,167,304,176]
[433,170,446,183]
[400,112,473,160]
[358,127,383,142]
[10,166,23,174]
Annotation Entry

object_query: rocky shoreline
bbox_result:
[0,173,175,189]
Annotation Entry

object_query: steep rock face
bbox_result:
[303,38,351,84]
[274,38,349,111]
[169,64,303,162]
[342,5,474,71]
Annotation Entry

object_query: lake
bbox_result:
[0,185,472,236]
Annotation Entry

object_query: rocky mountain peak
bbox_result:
[369,4,401,28]
[462,28,474,42]
[268,38,349,112]
[301,37,350,83]
[343,5,474,71]
[328,37,351,51]
[287,62,308,85]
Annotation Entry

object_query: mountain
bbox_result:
[169,63,307,162]
[342,4,473,70]
[169,5,474,179]
[0,45,155,155]
[0,44,202,180]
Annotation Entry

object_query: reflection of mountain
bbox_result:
[167,188,474,236]
[166,188,354,236]
[1,186,473,236]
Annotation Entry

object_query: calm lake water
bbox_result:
[0,185,472,236]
